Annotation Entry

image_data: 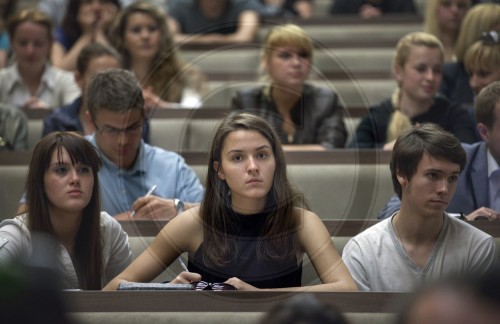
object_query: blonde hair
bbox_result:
[423,0,470,39]
[455,3,500,62]
[260,24,313,86]
[387,32,444,143]
[464,38,500,74]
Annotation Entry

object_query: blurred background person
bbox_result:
[111,1,206,108]
[51,0,121,71]
[330,0,417,19]
[232,24,347,150]
[423,0,470,63]
[0,8,80,110]
[349,31,476,149]
[167,0,260,45]
[0,103,28,151]
[440,3,500,107]
[0,0,16,68]
[256,0,314,19]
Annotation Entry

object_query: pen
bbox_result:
[130,184,157,218]
[178,256,189,272]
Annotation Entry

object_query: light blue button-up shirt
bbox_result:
[87,134,204,216]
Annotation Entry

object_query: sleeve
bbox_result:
[175,157,205,203]
[42,112,56,137]
[341,238,371,291]
[103,215,132,284]
[468,236,497,275]
[59,72,81,105]
[377,194,401,220]
[348,112,380,148]
[330,0,361,14]
[8,109,29,151]
[448,105,477,144]
[317,94,347,149]
[0,223,29,267]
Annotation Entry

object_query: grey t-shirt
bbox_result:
[342,214,497,291]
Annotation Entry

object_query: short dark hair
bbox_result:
[475,80,500,129]
[390,124,466,199]
[76,43,122,75]
[86,69,144,122]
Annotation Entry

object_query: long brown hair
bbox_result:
[110,1,204,103]
[26,132,103,290]
[200,112,308,267]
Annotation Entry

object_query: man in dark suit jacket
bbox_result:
[378,81,500,221]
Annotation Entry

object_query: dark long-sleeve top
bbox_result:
[231,84,347,149]
[439,62,474,108]
[349,95,477,148]
[330,0,417,14]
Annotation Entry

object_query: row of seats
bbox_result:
[0,150,394,222]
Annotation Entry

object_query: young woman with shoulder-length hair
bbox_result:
[0,132,131,289]
[104,113,357,291]
[350,31,476,150]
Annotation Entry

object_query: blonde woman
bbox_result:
[440,3,500,106]
[232,24,346,149]
[423,0,470,62]
[110,1,205,108]
[349,32,476,149]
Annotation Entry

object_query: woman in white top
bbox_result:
[0,8,79,110]
[0,132,131,289]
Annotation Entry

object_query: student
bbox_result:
[85,69,204,219]
[0,132,132,289]
[396,268,500,324]
[423,0,470,63]
[51,0,120,71]
[440,3,500,107]
[110,1,205,108]
[103,112,357,291]
[0,103,28,151]
[349,31,476,149]
[0,8,80,110]
[378,59,500,221]
[343,123,497,292]
[43,43,123,136]
[232,24,347,149]
[167,0,260,45]
[330,0,417,18]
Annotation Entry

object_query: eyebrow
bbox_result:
[102,121,141,129]
[425,168,460,174]
[226,145,272,155]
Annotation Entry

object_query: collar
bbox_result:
[6,63,56,93]
[86,133,146,175]
[487,149,500,178]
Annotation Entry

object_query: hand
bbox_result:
[466,207,500,221]
[383,139,396,151]
[77,5,98,34]
[23,97,50,109]
[359,4,382,19]
[170,271,202,284]
[131,195,178,220]
[224,277,258,291]
[143,86,180,110]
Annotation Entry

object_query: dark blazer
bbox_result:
[448,142,490,213]
[232,84,347,148]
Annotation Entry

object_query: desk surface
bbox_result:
[63,291,405,313]
[120,219,500,237]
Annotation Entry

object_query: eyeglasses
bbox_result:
[481,31,500,44]
[193,281,237,291]
[94,122,143,138]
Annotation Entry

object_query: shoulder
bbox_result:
[144,143,185,163]
[45,65,75,80]
[446,215,493,242]
[0,214,30,237]
[350,218,390,245]
[236,86,265,99]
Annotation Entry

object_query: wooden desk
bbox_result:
[120,219,500,238]
[63,291,405,313]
